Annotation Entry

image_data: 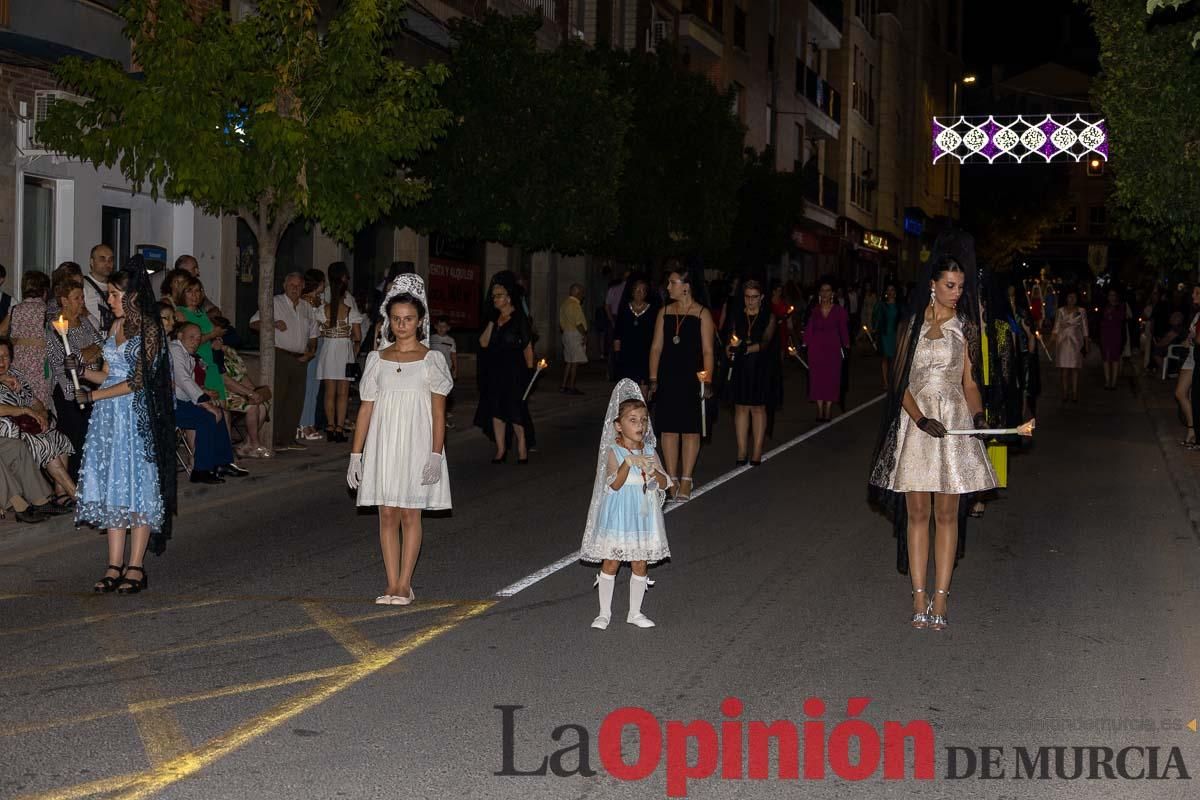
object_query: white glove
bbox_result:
[420,452,443,485]
[347,453,363,490]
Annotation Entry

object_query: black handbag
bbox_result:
[345,361,361,380]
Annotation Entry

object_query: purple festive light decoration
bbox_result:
[931,114,1107,164]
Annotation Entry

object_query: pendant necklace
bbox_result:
[673,301,692,345]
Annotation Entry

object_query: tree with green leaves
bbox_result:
[1146,0,1200,47]
[724,148,805,275]
[411,12,629,255]
[589,48,746,266]
[38,0,449,443]
[1088,0,1200,270]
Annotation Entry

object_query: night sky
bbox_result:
[964,0,1099,77]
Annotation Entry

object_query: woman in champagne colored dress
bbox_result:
[1052,289,1088,402]
[870,249,997,632]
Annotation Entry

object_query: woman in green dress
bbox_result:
[172,275,227,403]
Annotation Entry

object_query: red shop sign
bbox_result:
[428,258,482,328]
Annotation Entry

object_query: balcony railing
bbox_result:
[682,0,725,34]
[511,0,558,20]
[810,0,844,31]
[802,172,839,214]
[800,65,841,124]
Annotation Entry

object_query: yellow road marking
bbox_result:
[0,598,233,637]
[0,589,456,606]
[94,615,191,766]
[0,601,456,680]
[3,664,351,737]
[15,601,495,800]
[300,601,376,660]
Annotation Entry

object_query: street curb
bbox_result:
[1139,374,1200,546]
[0,382,606,545]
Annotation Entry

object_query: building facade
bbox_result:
[1,0,234,308]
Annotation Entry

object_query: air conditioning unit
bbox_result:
[20,90,84,155]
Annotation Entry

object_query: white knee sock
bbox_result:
[597,572,615,618]
[628,574,649,620]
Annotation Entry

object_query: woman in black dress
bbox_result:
[723,279,777,465]
[474,273,535,463]
[648,263,714,501]
[613,276,656,397]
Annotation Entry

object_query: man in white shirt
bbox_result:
[171,323,239,484]
[82,244,114,332]
[250,272,319,450]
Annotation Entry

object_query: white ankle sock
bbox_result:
[628,574,649,620]
[597,572,615,618]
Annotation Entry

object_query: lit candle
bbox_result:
[862,324,876,348]
[1035,330,1054,362]
[696,370,709,438]
[51,314,85,409]
[726,334,740,381]
[787,344,809,370]
[522,358,550,402]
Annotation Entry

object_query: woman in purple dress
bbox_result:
[803,280,849,421]
[1099,288,1126,390]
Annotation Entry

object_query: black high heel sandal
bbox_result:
[326,427,336,442]
[491,452,507,464]
[335,427,348,443]
[94,564,124,593]
[116,565,148,594]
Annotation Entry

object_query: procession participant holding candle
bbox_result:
[648,261,714,501]
[9,271,51,407]
[803,278,849,422]
[869,240,997,632]
[580,380,670,629]
[347,275,450,606]
[46,279,103,481]
[723,279,777,466]
[474,271,535,464]
[73,257,177,594]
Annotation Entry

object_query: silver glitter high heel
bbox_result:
[909,588,931,629]
[928,589,949,631]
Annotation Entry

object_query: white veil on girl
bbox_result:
[377,273,430,348]
[581,379,670,556]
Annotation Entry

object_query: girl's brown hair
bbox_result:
[614,398,648,422]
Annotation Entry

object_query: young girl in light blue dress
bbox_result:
[580,380,671,629]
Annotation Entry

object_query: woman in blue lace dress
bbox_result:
[72,257,176,594]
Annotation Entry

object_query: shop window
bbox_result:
[22,176,55,275]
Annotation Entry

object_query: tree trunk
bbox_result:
[258,237,278,448]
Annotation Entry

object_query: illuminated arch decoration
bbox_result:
[931,114,1107,165]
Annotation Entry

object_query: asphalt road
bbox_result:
[2,355,1198,800]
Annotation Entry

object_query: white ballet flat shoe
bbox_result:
[626,613,656,628]
[591,615,611,630]
[390,589,415,606]
[375,595,395,605]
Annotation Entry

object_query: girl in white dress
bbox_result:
[580,379,671,629]
[347,275,451,606]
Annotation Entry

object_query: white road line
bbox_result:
[492,393,886,598]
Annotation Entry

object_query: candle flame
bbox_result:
[862,325,869,332]
[729,334,740,346]
[1016,419,1036,437]
[51,314,69,336]
[536,358,549,369]
[696,371,709,382]
[787,345,798,355]
[787,305,795,315]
